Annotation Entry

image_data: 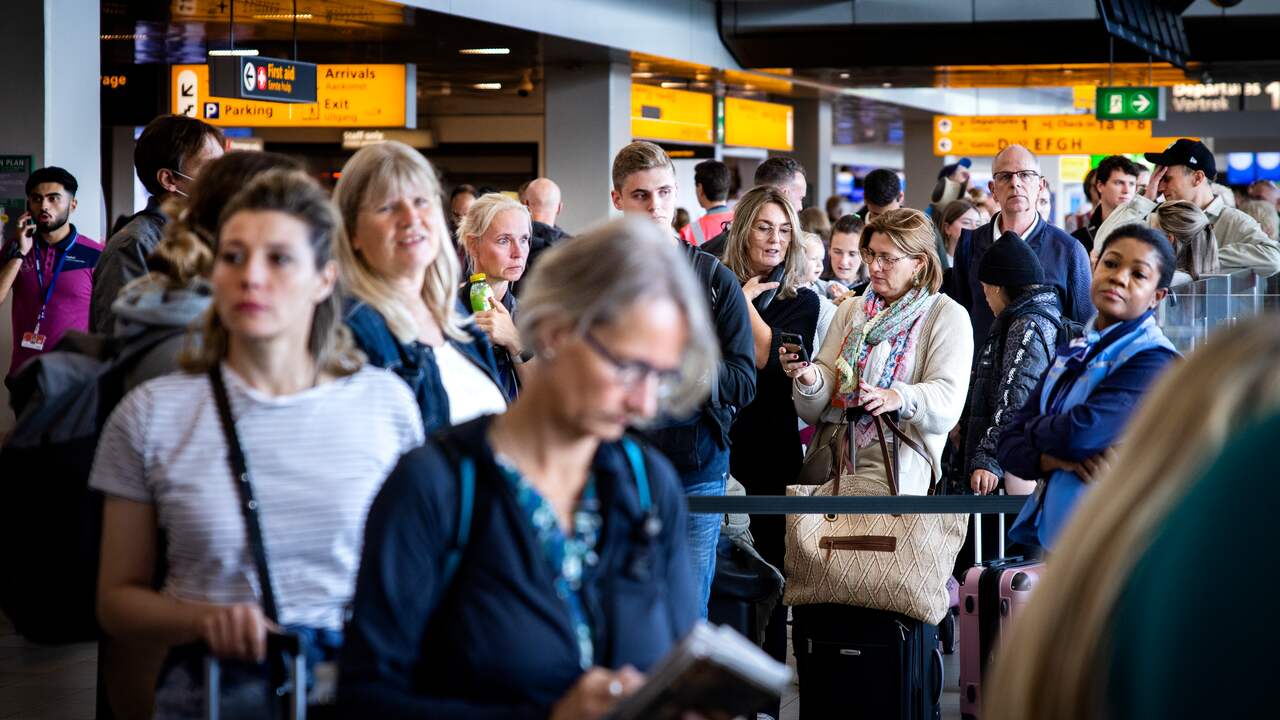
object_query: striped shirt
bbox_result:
[90,365,425,630]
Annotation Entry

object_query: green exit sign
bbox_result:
[1096,87,1161,120]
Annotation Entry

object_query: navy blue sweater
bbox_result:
[951,215,1094,347]
[344,299,507,434]
[338,416,699,718]
[995,319,1178,477]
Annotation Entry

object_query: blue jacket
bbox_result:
[951,215,1094,347]
[337,416,699,718]
[344,299,506,434]
[456,285,522,401]
[997,312,1177,475]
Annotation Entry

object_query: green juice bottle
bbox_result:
[469,273,495,313]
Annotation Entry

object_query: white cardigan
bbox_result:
[793,293,974,496]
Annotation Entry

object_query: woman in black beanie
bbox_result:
[954,231,1064,497]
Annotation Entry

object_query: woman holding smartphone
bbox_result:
[719,185,818,713]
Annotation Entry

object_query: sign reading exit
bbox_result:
[1096,87,1161,121]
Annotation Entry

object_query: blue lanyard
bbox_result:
[32,234,78,324]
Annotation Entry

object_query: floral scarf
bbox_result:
[832,287,934,448]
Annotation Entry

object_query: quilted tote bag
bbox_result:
[784,413,968,625]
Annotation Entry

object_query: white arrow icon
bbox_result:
[1132,93,1151,114]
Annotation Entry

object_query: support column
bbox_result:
[792,97,832,210]
[543,41,631,235]
[903,118,938,213]
[0,0,102,427]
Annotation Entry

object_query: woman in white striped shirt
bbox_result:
[91,170,424,718]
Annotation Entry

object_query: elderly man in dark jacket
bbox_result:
[950,144,1092,346]
[956,233,1063,497]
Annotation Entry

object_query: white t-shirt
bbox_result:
[89,365,424,630]
[434,341,508,425]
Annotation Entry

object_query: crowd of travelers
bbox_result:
[2,112,1277,719]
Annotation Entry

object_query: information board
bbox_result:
[631,85,714,145]
[172,64,408,128]
[724,96,793,152]
[934,115,1184,156]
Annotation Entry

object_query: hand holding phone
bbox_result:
[778,332,809,363]
[16,213,35,254]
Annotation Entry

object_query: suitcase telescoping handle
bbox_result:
[203,631,307,720]
[971,495,1008,564]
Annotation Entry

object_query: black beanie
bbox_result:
[979,232,1045,287]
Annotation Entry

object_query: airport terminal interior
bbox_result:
[2,0,1278,718]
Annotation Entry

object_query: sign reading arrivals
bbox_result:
[210,56,318,104]
[173,64,409,128]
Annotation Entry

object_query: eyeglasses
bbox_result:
[992,170,1042,186]
[752,222,792,238]
[860,250,911,269]
[582,330,682,398]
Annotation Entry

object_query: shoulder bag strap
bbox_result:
[879,413,940,495]
[441,456,476,589]
[208,365,281,624]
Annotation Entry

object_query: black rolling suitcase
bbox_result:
[792,604,943,720]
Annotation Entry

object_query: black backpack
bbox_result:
[1024,307,1086,347]
[0,327,181,643]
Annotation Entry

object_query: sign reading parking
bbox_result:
[1096,87,1161,121]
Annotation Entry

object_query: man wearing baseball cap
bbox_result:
[1094,139,1280,276]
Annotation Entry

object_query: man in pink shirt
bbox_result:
[1,166,102,380]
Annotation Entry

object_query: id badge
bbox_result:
[20,331,46,351]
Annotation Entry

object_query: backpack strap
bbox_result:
[620,437,651,513]
[441,456,476,589]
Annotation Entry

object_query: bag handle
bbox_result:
[209,365,281,624]
[835,411,938,498]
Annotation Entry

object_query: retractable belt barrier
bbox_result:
[685,495,1028,515]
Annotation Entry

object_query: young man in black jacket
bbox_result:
[610,141,757,614]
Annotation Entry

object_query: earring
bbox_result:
[912,271,921,287]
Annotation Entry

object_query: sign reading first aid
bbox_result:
[173,63,408,128]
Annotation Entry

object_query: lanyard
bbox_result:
[31,234,78,327]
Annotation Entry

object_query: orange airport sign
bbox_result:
[725,96,793,152]
[631,84,714,145]
[172,63,407,128]
[934,115,1184,156]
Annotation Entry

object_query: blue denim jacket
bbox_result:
[344,299,507,434]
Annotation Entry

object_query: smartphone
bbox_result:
[779,332,809,363]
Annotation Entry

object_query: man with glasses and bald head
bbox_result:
[950,144,1093,344]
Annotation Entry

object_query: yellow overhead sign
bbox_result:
[725,96,793,152]
[934,115,1184,156]
[631,84,714,144]
[172,63,407,127]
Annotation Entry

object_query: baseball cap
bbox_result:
[938,157,972,180]
[1144,139,1216,181]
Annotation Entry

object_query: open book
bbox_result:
[604,622,793,720]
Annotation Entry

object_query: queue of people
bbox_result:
[2,120,1277,720]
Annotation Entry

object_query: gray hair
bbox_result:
[516,215,719,418]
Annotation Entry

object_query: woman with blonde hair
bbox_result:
[457,192,533,399]
[340,216,717,717]
[1148,199,1219,283]
[720,186,819,709]
[986,317,1280,720]
[93,170,424,718]
[334,141,506,432]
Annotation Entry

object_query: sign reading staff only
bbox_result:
[173,64,410,128]
[933,115,1184,156]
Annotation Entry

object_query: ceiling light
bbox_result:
[459,48,510,55]
[208,49,259,56]
[839,72,850,79]
[473,83,502,90]
[881,82,893,87]
[253,13,313,20]
[632,72,655,78]
[660,82,686,89]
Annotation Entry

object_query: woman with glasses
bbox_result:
[339,216,718,718]
[334,141,507,434]
[784,208,973,498]
[719,186,818,711]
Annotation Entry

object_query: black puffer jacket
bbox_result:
[955,286,1062,491]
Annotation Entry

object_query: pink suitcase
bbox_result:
[958,516,1044,720]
